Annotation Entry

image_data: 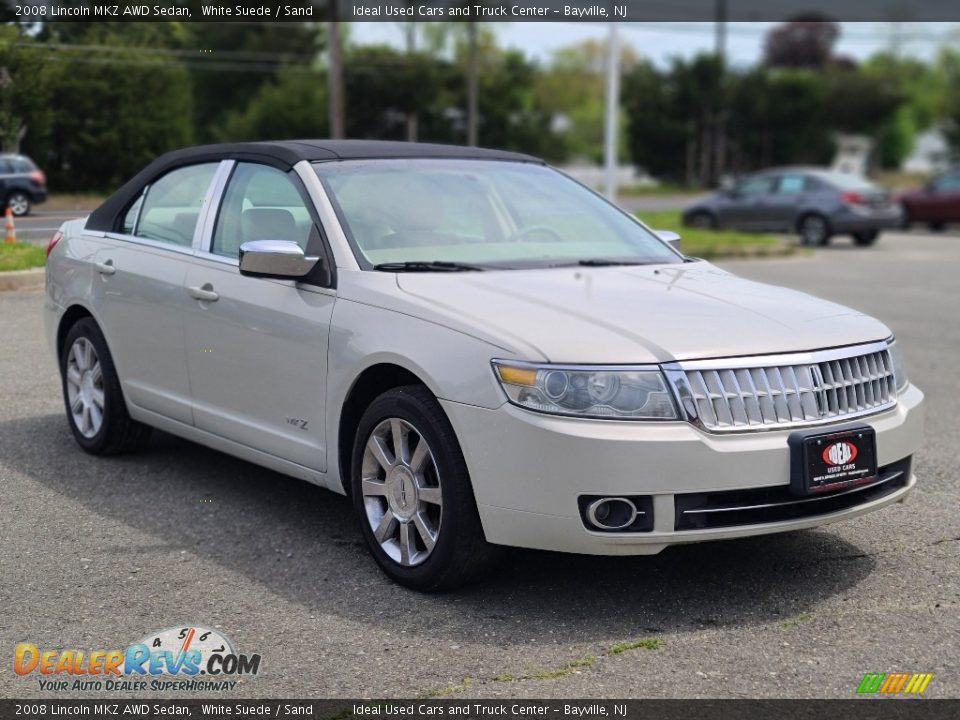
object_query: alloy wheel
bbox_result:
[8,193,29,216]
[801,215,828,246]
[65,337,105,438]
[360,418,443,567]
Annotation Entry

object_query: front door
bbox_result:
[182,162,335,471]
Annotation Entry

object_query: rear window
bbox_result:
[12,158,35,173]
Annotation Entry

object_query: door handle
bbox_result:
[95,261,116,276]
[187,284,219,302]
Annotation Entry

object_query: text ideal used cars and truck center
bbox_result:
[43,140,924,590]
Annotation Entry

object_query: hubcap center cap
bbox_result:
[386,466,418,520]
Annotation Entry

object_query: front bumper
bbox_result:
[441,383,924,555]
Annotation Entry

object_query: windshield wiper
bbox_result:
[373,261,487,273]
[573,258,651,267]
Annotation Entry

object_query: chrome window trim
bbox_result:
[194,160,236,252]
[662,339,898,434]
[103,231,200,257]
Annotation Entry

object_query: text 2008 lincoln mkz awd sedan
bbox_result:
[45,141,924,590]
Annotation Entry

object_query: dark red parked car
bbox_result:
[898,169,960,231]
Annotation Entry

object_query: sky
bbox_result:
[351,21,959,67]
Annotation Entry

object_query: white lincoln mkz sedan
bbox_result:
[45,140,924,590]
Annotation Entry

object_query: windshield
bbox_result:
[313,159,681,269]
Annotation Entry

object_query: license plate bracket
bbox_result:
[788,425,878,496]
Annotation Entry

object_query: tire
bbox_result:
[685,210,717,230]
[350,385,498,591]
[852,231,879,247]
[798,213,831,246]
[60,317,152,455]
[928,221,945,232]
[7,191,31,217]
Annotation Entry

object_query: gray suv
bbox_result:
[682,167,902,247]
[0,153,47,216]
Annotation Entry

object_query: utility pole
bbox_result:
[328,1,345,139]
[714,0,727,61]
[603,22,620,201]
[466,21,479,146]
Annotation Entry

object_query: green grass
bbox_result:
[0,242,46,271]
[619,183,700,197]
[606,637,663,655]
[636,210,794,260]
[779,613,813,630]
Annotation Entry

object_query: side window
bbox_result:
[122,193,144,235]
[0,159,13,174]
[12,158,34,173]
[736,176,774,196]
[212,163,313,258]
[933,173,960,191]
[133,163,219,247]
[776,175,808,194]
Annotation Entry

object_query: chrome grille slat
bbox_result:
[668,344,897,432]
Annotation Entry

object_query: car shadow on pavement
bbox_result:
[2,414,877,645]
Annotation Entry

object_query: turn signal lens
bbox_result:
[492,360,678,420]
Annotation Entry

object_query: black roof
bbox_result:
[86,140,543,232]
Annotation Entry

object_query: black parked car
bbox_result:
[682,167,902,247]
[1,153,47,216]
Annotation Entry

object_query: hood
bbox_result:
[392,262,891,364]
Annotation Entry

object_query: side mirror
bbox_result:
[656,230,682,251]
[239,240,319,280]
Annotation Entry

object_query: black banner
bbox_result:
[5,0,960,22]
[1,700,960,720]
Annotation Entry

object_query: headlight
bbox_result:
[492,361,678,420]
[888,340,909,392]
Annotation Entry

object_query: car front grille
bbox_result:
[663,341,897,432]
[673,457,911,530]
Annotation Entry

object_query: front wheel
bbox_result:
[351,385,497,591]
[852,230,879,246]
[60,318,152,455]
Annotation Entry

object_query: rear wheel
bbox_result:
[351,385,497,591]
[60,318,152,455]
[928,221,946,232]
[798,213,831,246]
[686,211,717,230]
[852,230,879,247]
[7,191,31,217]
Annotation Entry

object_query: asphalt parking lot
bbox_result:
[0,230,957,700]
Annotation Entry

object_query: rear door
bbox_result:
[182,162,335,471]
[89,162,223,425]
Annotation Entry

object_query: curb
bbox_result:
[0,267,45,293]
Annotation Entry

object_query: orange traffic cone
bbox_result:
[4,207,15,244]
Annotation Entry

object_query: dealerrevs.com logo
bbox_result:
[14,625,261,692]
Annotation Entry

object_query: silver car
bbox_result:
[45,141,924,590]
[682,167,903,247]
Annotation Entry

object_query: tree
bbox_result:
[763,15,841,69]
[217,68,327,142]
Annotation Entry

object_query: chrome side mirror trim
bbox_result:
[238,240,319,280]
